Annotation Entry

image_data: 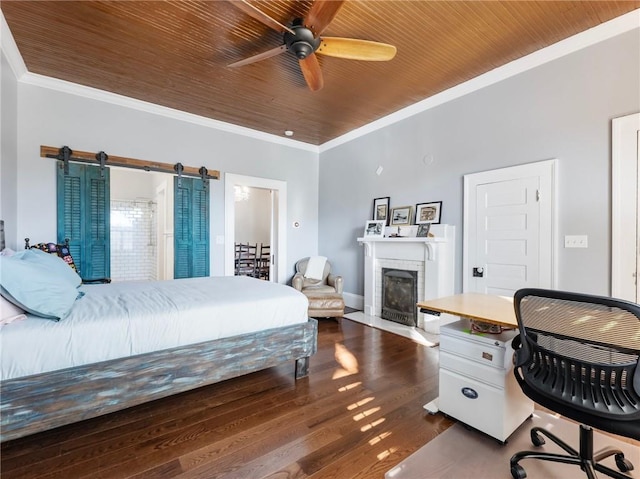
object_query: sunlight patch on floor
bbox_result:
[353,407,381,422]
[338,381,362,392]
[377,447,398,461]
[360,417,385,432]
[347,397,374,411]
[332,343,359,379]
[343,311,439,347]
[369,431,392,445]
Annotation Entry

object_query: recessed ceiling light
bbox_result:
[284,130,294,137]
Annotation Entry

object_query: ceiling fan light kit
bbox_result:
[228,0,397,91]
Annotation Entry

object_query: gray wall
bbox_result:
[319,30,640,297]
[0,50,19,250]
[12,83,319,277]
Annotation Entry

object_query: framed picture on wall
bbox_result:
[415,201,442,224]
[390,206,413,226]
[364,220,385,238]
[372,197,391,225]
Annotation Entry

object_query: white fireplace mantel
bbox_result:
[357,224,455,331]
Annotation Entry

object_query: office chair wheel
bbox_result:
[615,453,634,473]
[530,430,545,447]
[510,464,527,479]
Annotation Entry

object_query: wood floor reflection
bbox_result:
[1,317,451,479]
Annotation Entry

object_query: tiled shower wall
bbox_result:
[110,199,157,282]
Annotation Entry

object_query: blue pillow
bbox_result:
[0,253,80,321]
[18,248,82,288]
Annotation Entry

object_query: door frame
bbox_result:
[224,174,287,283]
[612,112,640,301]
[463,159,557,293]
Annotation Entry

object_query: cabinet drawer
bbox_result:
[440,333,510,369]
[440,350,507,388]
[439,368,507,441]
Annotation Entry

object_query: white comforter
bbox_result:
[0,276,308,381]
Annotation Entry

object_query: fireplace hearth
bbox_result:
[381,268,418,327]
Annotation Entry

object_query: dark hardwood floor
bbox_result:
[0,318,452,478]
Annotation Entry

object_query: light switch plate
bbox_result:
[564,235,588,248]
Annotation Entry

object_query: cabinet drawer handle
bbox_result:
[461,387,479,399]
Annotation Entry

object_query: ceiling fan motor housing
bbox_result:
[284,19,320,59]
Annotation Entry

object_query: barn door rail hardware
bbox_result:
[41,145,220,180]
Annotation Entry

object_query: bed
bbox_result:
[0,265,317,442]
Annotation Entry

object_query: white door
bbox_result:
[224,174,288,283]
[612,113,640,302]
[463,160,556,294]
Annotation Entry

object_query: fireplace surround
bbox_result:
[357,224,455,333]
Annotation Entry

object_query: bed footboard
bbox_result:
[0,318,317,442]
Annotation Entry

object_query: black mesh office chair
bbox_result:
[510,288,640,479]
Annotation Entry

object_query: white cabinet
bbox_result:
[439,319,534,443]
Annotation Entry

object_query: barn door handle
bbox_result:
[473,267,484,277]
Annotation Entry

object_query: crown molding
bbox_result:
[1,10,27,79]
[319,8,640,153]
[19,72,319,153]
[3,8,638,154]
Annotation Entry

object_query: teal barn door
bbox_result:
[56,162,110,281]
[174,177,210,278]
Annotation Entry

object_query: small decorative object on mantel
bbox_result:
[372,197,390,225]
[415,201,442,224]
[364,220,385,238]
[390,206,413,226]
[416,223,431,237]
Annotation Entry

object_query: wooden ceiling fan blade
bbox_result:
[228,0,295,34]
[316,37,397,61]
[304,0,345,36]
[299,54,324,91]
[228,45,286,68]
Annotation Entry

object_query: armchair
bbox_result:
[510,288,640,479]
[292,257,344,318]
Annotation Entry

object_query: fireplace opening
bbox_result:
[381,268,418,326]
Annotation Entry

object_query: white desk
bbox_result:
[418,294,534,443]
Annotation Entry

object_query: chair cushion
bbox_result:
[304,256,327,280]
[304,292,345,312]
[303,283,337,293]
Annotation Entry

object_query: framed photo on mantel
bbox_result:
[416,223,431,237]
[415,201,442,224]
[390,206,413,226]
[364,220,385,238]
[372,197,390,225]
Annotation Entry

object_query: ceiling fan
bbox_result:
[228,0,397,91]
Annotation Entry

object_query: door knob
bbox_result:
[473,267,484,277]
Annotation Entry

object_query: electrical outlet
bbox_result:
[564,235,588,248]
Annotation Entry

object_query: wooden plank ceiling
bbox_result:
[3,1,638,145]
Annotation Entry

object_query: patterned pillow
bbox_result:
[31,242,78,273]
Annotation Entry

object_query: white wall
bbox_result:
[319,29,640,297]
[0,50,19,249]
[12,83,319,277]
[110,167,158,200]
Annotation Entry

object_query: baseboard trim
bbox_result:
[343,292,363,311]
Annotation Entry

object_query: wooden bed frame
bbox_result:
[0,318,317,442]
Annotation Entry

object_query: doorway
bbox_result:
[612,112,640,302]
[224,174,287,283]
[234,186,272,280]
[463,160,557,294]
